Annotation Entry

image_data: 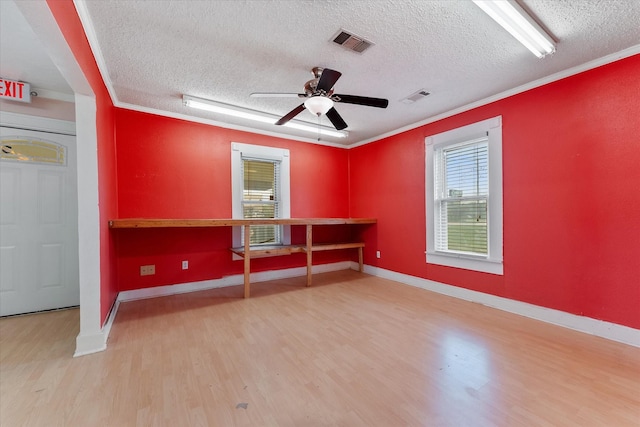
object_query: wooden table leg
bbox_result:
[358,247,363,272]
[306,224,312,287]
[244,225,251,298]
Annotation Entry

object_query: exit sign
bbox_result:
[0,78,31,103]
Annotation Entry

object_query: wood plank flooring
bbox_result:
[1,270,639,426]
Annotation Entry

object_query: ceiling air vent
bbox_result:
[401,89,431,105]
[331,29,373,54]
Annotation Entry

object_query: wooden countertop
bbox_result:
[108,218,377,228]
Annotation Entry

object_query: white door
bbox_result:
[0,127,79,316]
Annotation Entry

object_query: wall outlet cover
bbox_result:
[140,265,155,276]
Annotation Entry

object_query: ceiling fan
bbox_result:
[250,67,388,131]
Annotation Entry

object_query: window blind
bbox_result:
[434,137,489,255]
[241,158,280,245]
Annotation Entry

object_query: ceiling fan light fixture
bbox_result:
[304,96,334,116]
[472,0,556,58]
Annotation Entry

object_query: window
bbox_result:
[434,138,488,255]
[425,116,503,275]
[242,159,280,245]
[231,143,290,247]
[1,137,66,165]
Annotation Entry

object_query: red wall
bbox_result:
[47,0,119,324]
[45,0,640,329]
[114,109,353,291]
[350,55,640,329]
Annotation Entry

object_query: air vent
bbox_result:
[401,89,431,105]
[331,29,373,54]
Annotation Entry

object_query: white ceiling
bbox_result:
[2,0,639,146]
[0,0,73,97]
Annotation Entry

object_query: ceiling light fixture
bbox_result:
[304,96,334,116]
[183,95,347,139]
[472,0,556,58]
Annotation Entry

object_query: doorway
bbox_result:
[0,126,79,316]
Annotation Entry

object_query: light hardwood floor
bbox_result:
[1,270,639,426]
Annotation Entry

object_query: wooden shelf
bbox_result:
[109,217,376,298]
[109,218,376,228]
[230,242,365,258]
[230,245,306,258]
[311,242,365,252]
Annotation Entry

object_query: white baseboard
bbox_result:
[364,265,640,348]
[73,298,120,357]
[74,333,106,357]
[117,261,354,302]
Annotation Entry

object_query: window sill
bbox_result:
[426,251,503,275]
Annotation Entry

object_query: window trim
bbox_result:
[425,116,503,275]
[231,142,291,248]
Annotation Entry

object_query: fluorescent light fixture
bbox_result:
[182,95,348,138]
[281,120,346,139]
[472,0,556,58]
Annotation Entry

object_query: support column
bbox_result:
[306,224,313,286]
[244,225,251,298]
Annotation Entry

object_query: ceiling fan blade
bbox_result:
[316,69,342,93]
[325,107,348,130]
[275,104,306,125]
[250,92,305,98]
[333,94,389,108]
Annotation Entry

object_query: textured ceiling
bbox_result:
[3,0,640,146]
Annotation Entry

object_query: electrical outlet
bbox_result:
[182,260,189,270]
[140,264,155,276]
[376,250,381,259]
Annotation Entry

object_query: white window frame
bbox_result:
[425,116,503,275]
[231,142,291,248]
